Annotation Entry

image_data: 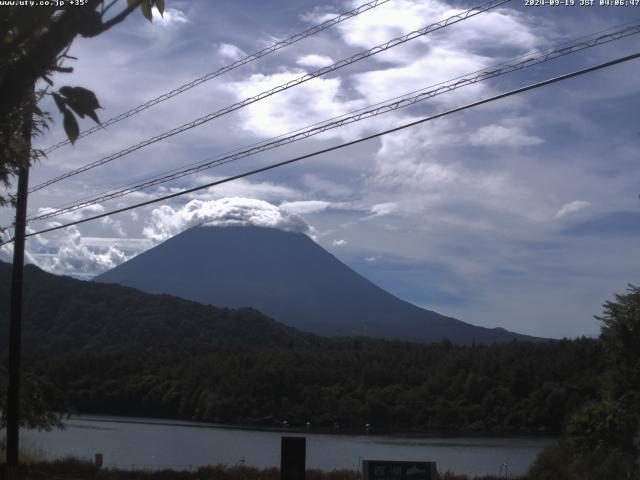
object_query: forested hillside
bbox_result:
[34,339,602,434]
[0,261,603,434]
[0,261,314,352]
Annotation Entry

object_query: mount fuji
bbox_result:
[96,225,539,344]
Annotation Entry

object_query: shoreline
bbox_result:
[66,413,559,440]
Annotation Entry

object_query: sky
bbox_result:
[1,0,639,338]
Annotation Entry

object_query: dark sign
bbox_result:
[281,436,306,480]
[362,460,438,480]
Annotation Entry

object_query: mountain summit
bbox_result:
[96,225,537,344]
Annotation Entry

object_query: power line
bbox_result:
[35,19,640,219]
[29,0,510,194]
[42,0,393,154]
[3,50,636,246]
[30,21,640,220]
[26,22,640,224]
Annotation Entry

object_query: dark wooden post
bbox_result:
[4,104,32,479]
[281,436,306,480]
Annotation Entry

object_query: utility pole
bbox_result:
[4,103,32,479]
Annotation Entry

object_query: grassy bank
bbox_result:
[17,458,521,480]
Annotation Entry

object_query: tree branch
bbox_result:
[87,0,143,37]
[0,1,143,121]
[102,0,120,16]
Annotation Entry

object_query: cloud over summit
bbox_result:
[7,199,314,278]
[142,197,311,243]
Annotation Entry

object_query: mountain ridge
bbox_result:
[96,225,540,344]
[0,260,315,354]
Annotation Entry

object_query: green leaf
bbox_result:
[127,0,137,6]
[141,0,153,22]
[59,86,101,124]
[51,93,66,113]
[155,0,165,16]
[60,86,101,110]
[63,110,79,145]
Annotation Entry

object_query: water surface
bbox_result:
[24,415,554,477]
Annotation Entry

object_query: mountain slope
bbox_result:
[0,260,313,354]
[96,226,539,344]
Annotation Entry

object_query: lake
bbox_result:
[24,416,555,477]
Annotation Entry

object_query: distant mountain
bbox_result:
[96,226,539,344]
[0,260,313,354]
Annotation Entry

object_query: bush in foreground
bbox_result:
[527,286,640,480]
[20,458,517,480]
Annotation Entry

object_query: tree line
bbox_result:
[29,337,602,435]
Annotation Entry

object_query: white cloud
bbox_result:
[27,226,134,277]
[331,0,537,53]
[369,124,547,224]
[0,230,12,262]
[555,200,591,219]
[370,202,398,217]
[333,239,347,246]
[302,174,353,197]
[329,0,448,50]
[445,8,538,52]
[16,198,317,277]
[142,197,311,243]
[152,7,189,26]
[296,54,334,68]
[470,125,543,148]
[36,204,105,223]
[372,123,460,190]
[352,46,492,105]
[365,256,377,262]
[185,177,300,203]
[225,70,364,139]
[224,0,539,147]
[100,216,126,237]
[80,237,153,251]
[280,200,332,215]
[217,43,246,61]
